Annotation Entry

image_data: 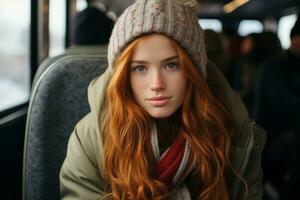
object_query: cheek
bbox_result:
[130,76,144,100]
[179,81,188,103]
[175,73,188,95]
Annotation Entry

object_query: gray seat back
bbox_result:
[23,55,107,200]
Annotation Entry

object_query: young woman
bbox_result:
[60,0,266,199]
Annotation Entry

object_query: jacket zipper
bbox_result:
[240,119,255,175]
[232,119,255,200]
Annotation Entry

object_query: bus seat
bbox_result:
[23,55,107,200]
[32,55,67,88]
[65,44,108,55]
[32,45,107,88]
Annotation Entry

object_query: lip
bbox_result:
[146,96,172,106]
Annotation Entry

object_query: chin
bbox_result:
[148,109,176,119]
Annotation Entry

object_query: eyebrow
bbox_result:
[130,55,179,64]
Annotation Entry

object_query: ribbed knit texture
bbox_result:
[108,0,207,78]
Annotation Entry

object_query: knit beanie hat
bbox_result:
[108,0,207,78]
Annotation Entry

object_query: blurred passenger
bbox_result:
[231,33,259,92]
[204,29,230,80]
[221,25,245,90]
[222,25,243,64]
[254,19,300,200]
[231,32,282,116]
[259,31,283,58]
[72,0,114,45]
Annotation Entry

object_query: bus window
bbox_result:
[0,0,30,112]
[238,20,263,36]
[49,0,66,57]
[278,14,298,49]
[199,19,222,32]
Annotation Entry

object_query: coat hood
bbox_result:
[87,68,111,126]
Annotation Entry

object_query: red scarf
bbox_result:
[151,126,194,191]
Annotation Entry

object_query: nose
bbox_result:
[150,70,165,92]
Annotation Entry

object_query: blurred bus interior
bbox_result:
[0,0,299,199]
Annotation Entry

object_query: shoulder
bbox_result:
[229,120,266,199]
[205,61,266,168]
[66,113,103,172]
[230,119,266,179]
[60,113,108,199]
[232,120,266,152]
[206,61,249,138]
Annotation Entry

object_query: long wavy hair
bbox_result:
[101,34,237,199]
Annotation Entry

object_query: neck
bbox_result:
[154,109,181,131]
[154,110,182,152]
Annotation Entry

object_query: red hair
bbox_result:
[101,34,237,199]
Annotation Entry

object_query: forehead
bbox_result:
[132,34,178,60]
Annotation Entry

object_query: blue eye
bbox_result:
[165,62,178,70]
[132,65,146,73]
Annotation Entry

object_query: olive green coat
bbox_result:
[60,63,266,199]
